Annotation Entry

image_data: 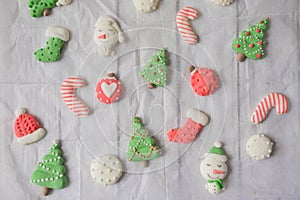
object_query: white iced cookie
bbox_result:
[210,0,234,6]
[133,0,160,13]
[90,155,123,185]
[246,134,273,160]
[56,0,72,6]
[94,16,125,57]
[200,142,228,195]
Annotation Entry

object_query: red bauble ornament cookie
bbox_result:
[96,73,123,104]
[189,66,219,96]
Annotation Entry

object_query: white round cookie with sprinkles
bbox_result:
[133,0,160,13]
[211,0,234,6]
[246,134,273,160]
[90,155,123,186]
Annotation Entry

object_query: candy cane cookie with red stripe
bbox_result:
[251,92,289,124]
[176,6,199,45]
[61,76,89,117]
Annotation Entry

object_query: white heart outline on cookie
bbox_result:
[101,82,118,98]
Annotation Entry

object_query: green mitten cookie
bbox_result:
[34,26,70,62]
[232,18,269,62]
[28,0,57,18]
[126,117,161,163]
[31,140,67,196]
[139,48,169,89]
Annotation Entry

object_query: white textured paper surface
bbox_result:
[0,0,300,199]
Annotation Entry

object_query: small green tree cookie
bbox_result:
[126,117,161,167]
[232,18,269,62]
[31,140,67,196]
[28,0,57,18]
[34,26,70,62]
[139,48,169,89]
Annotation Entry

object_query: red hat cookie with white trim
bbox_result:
[14,108,46,145]
[189,66,219,96]
[96,73,123,104]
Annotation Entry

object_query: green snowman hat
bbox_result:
[207,141,227,162]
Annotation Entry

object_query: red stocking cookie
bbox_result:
[189,66,219,96]
[96,73,123,104]
[14,108,46,145]
[167,108,209,144]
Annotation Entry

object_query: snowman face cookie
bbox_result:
[94,16,125,56]
[200,156,228,181]
[133,0,160,13]
[94,24,118,46]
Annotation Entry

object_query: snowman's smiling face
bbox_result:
[200,156,228,180]
[94,24,118,45]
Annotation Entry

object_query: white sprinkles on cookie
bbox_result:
[90,155,123,186]
[246,134,273,160]
[133,0,160,13]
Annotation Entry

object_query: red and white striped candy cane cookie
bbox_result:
[251,92,289,124]
[176,6,199,45]
[61,76,89,117]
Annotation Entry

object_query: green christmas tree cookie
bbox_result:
[126,117,161,167]
[28,0,57,18]
[34,26,70,62]
[232,18,269,62]
[31,140,67,196]
[139,48,169,89]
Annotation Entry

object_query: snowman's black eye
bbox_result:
[108,28,114,31]
[98,29,102,32]
[217,164,222,168]
[206,164,211,167]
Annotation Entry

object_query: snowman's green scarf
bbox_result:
[208,179,224,190]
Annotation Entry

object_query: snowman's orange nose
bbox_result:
[212,169,225,174]
[98,34,106,39]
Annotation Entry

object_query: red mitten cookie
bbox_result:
[14,108,46,145]
[189,66,219,96]
[96,73,123,104]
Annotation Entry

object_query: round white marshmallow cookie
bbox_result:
[90,155,123,185]
[246,134,273,160]
[211,0,234,6]
[133,0,160,13]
